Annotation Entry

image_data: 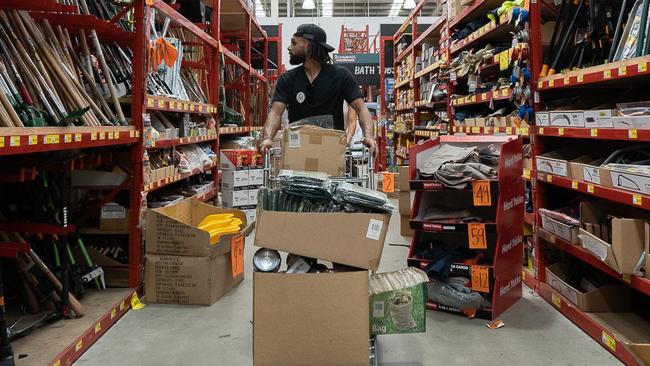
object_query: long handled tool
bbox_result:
[541,0,568,76]
[609,0,629,61]
[638,0,650,56]
[549,0,586,75]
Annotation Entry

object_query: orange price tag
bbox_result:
[468,223,487,249]
[472,180,492,206]
[231,235,244,277]
[382,172,395,193]
[471,265,490,293]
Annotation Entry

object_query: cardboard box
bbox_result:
[255,209,390,270]
[578,201,648,275]
[74,247,128,287]
[609,166,650,195]
[584,109,616,128]
[253,271,370,366]
[540,211,578,244]
[145,198,247,256]
[220,149,254,170]
[474,117,487,127]
[400,214,414,237]
[248,188,259,206]
[221,169,250,189]
[222,189,249,208]
[243,209,257,226]
[536,111,551,126]
[399,191,415,215]
[549,110,584,127]
[249,169,264,186]
[369,281,426,335]
[536,148,593,178]
[581,161,613,186]
[612,115,650,129]
[100,203,129,231]
[282,125,346,176]
[646,223,650,280]
[399,166,410,191]
[590,312,650,365]
[464,118,476,127]
[145,244,242,305]
[545,262,633,312]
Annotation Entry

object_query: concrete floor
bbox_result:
[74,211,621,366]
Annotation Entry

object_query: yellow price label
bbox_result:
[99,132,106,140]
[501,88,509,97]
[629,129,638,139]
[471,95,477,102]
[120,301,126,311]
[10,136,20,147]
[520,127,529,136]
[95,322,102,334]
[170,101,177,109]
[75,133,82,142]
[136,131,141,138]
[549,79,554,87]
[28,135,37,145]
[633,195,642,206]
[184,103,190,111]
[147,98,154,108]
[602,332,616,352]
[639,63,648,73]
[108,131,114,140]
[590,129,598,137]
[506,127,513,135]
[0,137,5,148]
[115,131,120,139]
[618,66,627,76]
[54,360,61,366]
[577,74,584,83]
[75,340,83,352]
[587,184,595,193]
[64,134,72,143]
[111,308,117,319]
[558,128,564,136]
[564,75,570,85]
[539,127,544,135]
[604,70,612,79]
[538,81,543,89]
[91,132,97,141]
[552,293,561,308]
[547,175,553,183]
[500,51,510,71]
[523,169,531,180]
[481,92,488,100]
[129,130,135,138]
[472,126,480,133]
[572,181,578,190]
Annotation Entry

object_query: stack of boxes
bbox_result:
[220,149,264,225]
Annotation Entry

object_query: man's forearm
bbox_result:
[357,108,374,139]
[262,111,282,140]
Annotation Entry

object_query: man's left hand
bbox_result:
[361,137,378,160]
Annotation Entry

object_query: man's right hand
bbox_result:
[257,137,273,153]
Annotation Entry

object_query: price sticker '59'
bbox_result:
[382,172,395,193]
[468,223,487,249]
[231,235,244,277]
[471,265,490,293]
[472,180,492,206]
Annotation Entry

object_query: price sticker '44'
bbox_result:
[472,180,492,206]
[231,235,244,277]
[468,223,487,249]
[471,265,490,293]
[382,172,395,193]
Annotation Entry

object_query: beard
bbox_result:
[289,53,305,65]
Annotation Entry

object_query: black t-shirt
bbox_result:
[272,64,364,130]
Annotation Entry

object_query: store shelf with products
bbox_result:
[451,88,512,107]
[536,127,650,142]
[452,125,530,135]
[448,0,505,29]
[147,133,219,149]
[449,11,513,55]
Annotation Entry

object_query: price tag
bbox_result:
[64,134,72,143]
[552,292,561,308]
[471,95,477,103]
[75,133,82,142]
[170,101,177,109]
[10,136,20,147]
[147,98,154,108]
[602,332,617,352]
[130,130,135,138]
[95,322,102,334]
[618,66,627,76]
[472,126,480,134]
[99,132,106,140]
[184,103,190,111]
[500,51,509,71]
[587,184,595,193]
[75,340,83,352]
[547,175,553,183]
[629,129,638,139]
[115,131,120,139]
[231,235,244,277]
[111,308,117,319]
[520,127,529,136]
[502,88,509,97]
[534,91,540,103]
[120,302,125,310]
[523,169,531,180]
[549,79,554,87]
[604,70,612,79]
[539,127,544,135]
[382,172,395,193]
[577,74,584,83]
[572,181,578,190]
[468,223,487,249]
[564,75,570,85]
[54,360,61,366]
[108,131,115,140]
[472,180,492,206]
[590,129,598,137]
[28,135,37,145]
[633,195,642,206]
[136,131,140,138]
[559,128,564,136]
[506,127,513,135]
[639,63,648,73]
[91,132,97,141]
[470,265,490,293]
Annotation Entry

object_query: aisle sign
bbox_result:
[472,180,491,206]
[333,53,380,85]
[231,235,244,277]
[382,172,395,193]
[471,265,490,293]
[468,223,487,249]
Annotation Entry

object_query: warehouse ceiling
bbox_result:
[255,0,442,18]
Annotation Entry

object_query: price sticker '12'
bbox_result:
[472,180,492,206]
[231,235,244,277]
[468,223,487,249]
[382,172,395,193]
[471,265,490,293]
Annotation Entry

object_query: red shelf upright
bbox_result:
[406,135,524,320]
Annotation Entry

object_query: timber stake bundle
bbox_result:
[0,9,131,127]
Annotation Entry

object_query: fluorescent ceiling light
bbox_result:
[322,0,333,17]
[403,0,416,9]
[388,0,401,16]
[255,0,266,17]
[303,0,315,9]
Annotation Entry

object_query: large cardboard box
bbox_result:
[608,165,650,195]
[581,160,613,186]
[253,271,370,366]
[578,201,648,275]
[255,209,390,270]
[398,165,410,191]
[222,189,250,208]
[400,214,414,237]
[549,110,585,127]
[99,203,129,231]
[221,169,250,189]
[536,148,593,178]
[545,262,633,312]
[282,125,346,176]
[612,115,650,129]
[399,191,415,215]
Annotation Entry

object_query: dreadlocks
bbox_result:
[307,39,332,65]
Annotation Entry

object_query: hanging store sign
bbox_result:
[333,53,380,86]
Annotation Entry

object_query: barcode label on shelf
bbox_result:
[590,129,598,137]
[604,70,612,79]
[618,66,627,76]
[547,175,553,183]
[288,132,301,148]
[28,135,37,145]
[91,132,97,141]
[75,340,83,352]
[366,219,384,241]
[111,308,117,319]
[551,293,561,308]
[558,128,564,136]
[373,301,385,318]
[75,133,82,142]
[10,136,19,147]
[601,332,616,352]
[629,129,638,139]
[95,322,101,334]
[587,185,595,193]
[572,181,578,190]
[577,75,584,83]
[640,63,648,73]
[633,195,642,206]
[64,134,72,143]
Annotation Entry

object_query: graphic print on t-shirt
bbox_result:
[296,91,305,103]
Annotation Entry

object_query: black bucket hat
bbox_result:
[293,24,335,52]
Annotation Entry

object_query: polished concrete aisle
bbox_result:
[75,211,620,366]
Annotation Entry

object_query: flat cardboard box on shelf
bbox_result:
[474,117,487,127]
[401,214,414,237]
[253,271,370,366]
[255,208,390,270]
[222,189,250,208]
[540,211,579,244]
[535,112,550,126]
[608,165,650,195]
[221,169,250,189]
[249,169,264,186]
[99,203,129,231]
[399,191,415,215]
[464,118,476,127]
[545,262,633,312]
[282,125,346,176]
[581,160,613,186]
[578,201,648,275]
[612,115,650,129]
[584,109,617,128]
[536,146,595,178]
[548,110,585,127]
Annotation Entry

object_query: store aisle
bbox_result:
[74,211,620,366]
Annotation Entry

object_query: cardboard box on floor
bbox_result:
[545,262,633,312]
[144,198,248,305]
[255,208,390,270]
[281,125,346,176]
[578,201,648,275]
[253,271,370,366]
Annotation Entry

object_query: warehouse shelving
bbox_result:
[536,127,650,141]
[452,126,530,135]
[451,88,512,107]
[449,11,513,54]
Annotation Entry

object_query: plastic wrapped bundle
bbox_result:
[427,277,490,310]
[332,182,395,213]
[369,268,429,295]
[258,187,340,212]
[276,170,332,200]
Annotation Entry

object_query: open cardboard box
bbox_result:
[282,125,346,176]
[536,147,594,178]
[253,271,370,366]
[578,201,648,275]
[540,211,579,244]
[590,311,650,365]
[546,262,633,312]
[581,158,613,186]
[608,165,650,195]
[255,208,390,270]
